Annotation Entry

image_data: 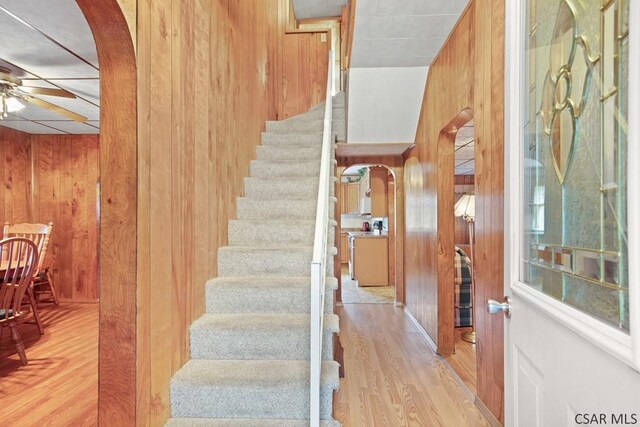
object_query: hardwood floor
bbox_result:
[334,304,489,426]
[0,303,98,426]
[447,326,478,395]
[0,302,482,426]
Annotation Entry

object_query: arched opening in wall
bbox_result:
[0,1,136,424]
[338,164,398,304]
[437,108,479,395]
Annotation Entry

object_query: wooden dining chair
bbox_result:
[3,222,54,335]
[0,237,39,365]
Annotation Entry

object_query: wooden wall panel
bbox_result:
[78,0,138,423]
[474,0,505,419]
[280,31,330,119]
[403,0,504,421]
[0,129,99,303]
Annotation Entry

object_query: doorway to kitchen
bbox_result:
[338,164,397,304]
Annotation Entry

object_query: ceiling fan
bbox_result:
[0,66,87,122]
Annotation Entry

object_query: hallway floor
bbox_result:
[0,303,98,425]
[334,304,489,426]
[341,273,394,304]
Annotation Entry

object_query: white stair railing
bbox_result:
[310,49,335,427]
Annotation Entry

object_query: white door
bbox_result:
[503,1,640,426]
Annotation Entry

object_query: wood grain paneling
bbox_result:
[403,0,504,421]
[0,128,99,303]
[280,32,330,119]
[36,135,99,302]
[0,128,31,222]
[77,0,138,423]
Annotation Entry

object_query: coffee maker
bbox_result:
[372,220,383,235]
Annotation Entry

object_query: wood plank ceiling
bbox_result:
[0,0,99,135]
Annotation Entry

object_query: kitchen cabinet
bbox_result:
[350,235,388,287]
[340,182,360,214]
[349,167,387,216]
[369,167,388,216]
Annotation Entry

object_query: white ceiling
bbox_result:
[346,0,468,144]
[455,120,474,175]
[291,0,348,20]
[0,0,99,135]
[347,67,427,143]
[351,0,467,68]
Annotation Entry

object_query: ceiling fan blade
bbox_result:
[22,86,77,99]
[0,67,21,86]
[24,96,88,122]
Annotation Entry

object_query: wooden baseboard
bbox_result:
[403,306,437,353]
[475,395,503,427]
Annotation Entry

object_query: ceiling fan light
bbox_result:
[6,97,25,112]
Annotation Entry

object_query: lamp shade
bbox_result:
[454,194,475,221]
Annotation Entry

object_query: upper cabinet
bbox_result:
[341,182,360,214]
[341,166,388,216]
[369,167,388,217]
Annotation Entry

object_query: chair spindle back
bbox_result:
[0,237,39,323]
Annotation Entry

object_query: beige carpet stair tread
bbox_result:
[169,93,345,425]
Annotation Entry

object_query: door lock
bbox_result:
[487,296,511,318]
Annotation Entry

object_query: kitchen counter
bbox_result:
[348,233,389,286]
[346,231,388,238]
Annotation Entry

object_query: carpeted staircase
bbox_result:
[166,93,345,426]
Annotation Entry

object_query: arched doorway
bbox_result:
[75,1,137,423]
[337,163,403,305]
